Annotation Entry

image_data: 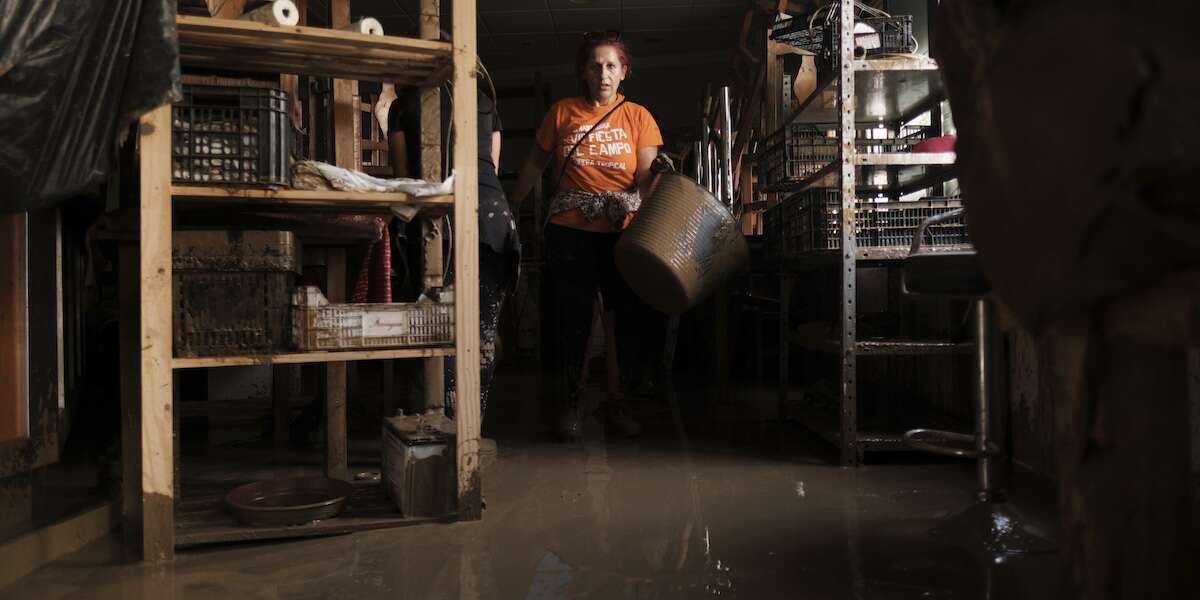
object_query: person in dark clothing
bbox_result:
[387,83,519,425]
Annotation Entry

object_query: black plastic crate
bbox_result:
[771,15,916,64]
[174,271,293,357]
[770,17,824,53]
[849,16,917,58]
[855,125,929,154]
[177,0,211,16]
[758,124,928,190]
[763,202,784,257]
[767,190,968,258]
[172,230,301,357]
[172,80,291,186]
[868,197,968,248]
[758,125,838,190]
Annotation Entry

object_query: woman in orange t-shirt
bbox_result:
[511,31,663,442]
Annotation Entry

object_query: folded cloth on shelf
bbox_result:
[292,160,454,221]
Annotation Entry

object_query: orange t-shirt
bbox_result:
[535,95,663,232]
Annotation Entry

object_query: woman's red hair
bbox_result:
[575,32,632,88]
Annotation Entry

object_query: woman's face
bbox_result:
[584,45,627,105]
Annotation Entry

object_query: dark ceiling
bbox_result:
[332,0,749,72]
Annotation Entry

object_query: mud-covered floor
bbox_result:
[3,372,1061,599]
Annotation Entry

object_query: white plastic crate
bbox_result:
[291,286,454,350]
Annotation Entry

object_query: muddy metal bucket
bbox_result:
[615,173,749,314]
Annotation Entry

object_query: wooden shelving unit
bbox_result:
[126,0,482,561]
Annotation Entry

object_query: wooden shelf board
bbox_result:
[171,185,454,210]
[175,480,451,547]
[176,15,452,84]
[173,346,455,369]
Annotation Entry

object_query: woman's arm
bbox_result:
[635,146,659,198]
[491,130,502,173]
[511,144,552,211]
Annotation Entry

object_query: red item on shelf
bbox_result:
[351,216,392,303]
[912,135,957,153]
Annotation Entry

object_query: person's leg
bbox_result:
[477,249,508,419]
[545,224,603,440]
[598,232,643,437]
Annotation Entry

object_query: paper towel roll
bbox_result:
[342,18,384,36]
[239,0,300,27]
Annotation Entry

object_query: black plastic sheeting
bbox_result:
[0,0,180,213]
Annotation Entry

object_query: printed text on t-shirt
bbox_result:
[561,122,633,168]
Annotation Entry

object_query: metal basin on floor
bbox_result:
[225,477,355,527]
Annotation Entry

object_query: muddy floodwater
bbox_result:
[3,377,1061,599]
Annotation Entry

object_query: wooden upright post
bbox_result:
[273,0,305,454]
[324,248,349,481]
[0,213,27,441]
[138,104,175,561]
[451,0,483,520]
[330,3,357,172]
[279,0,307,130]
[118,244,142,553]
[420,0,446,413]
[326,0,352,482]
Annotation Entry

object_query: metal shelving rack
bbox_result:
[125,2,482,560]
[769,0,966,466]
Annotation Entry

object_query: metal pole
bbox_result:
[699,118,711,191]
[837,0,859,466]
[974,298,993,500]
[713,140,722,200]
[719,86,735,209]
[707,141,717,195]
[692,141,703,182]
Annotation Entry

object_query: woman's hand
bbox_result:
[512,144,552,211]
[635,146,658,198]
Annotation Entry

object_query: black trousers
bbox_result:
[445,247,511,419]
[543,223,641,402]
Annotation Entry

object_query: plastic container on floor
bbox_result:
[382,413,456,518]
